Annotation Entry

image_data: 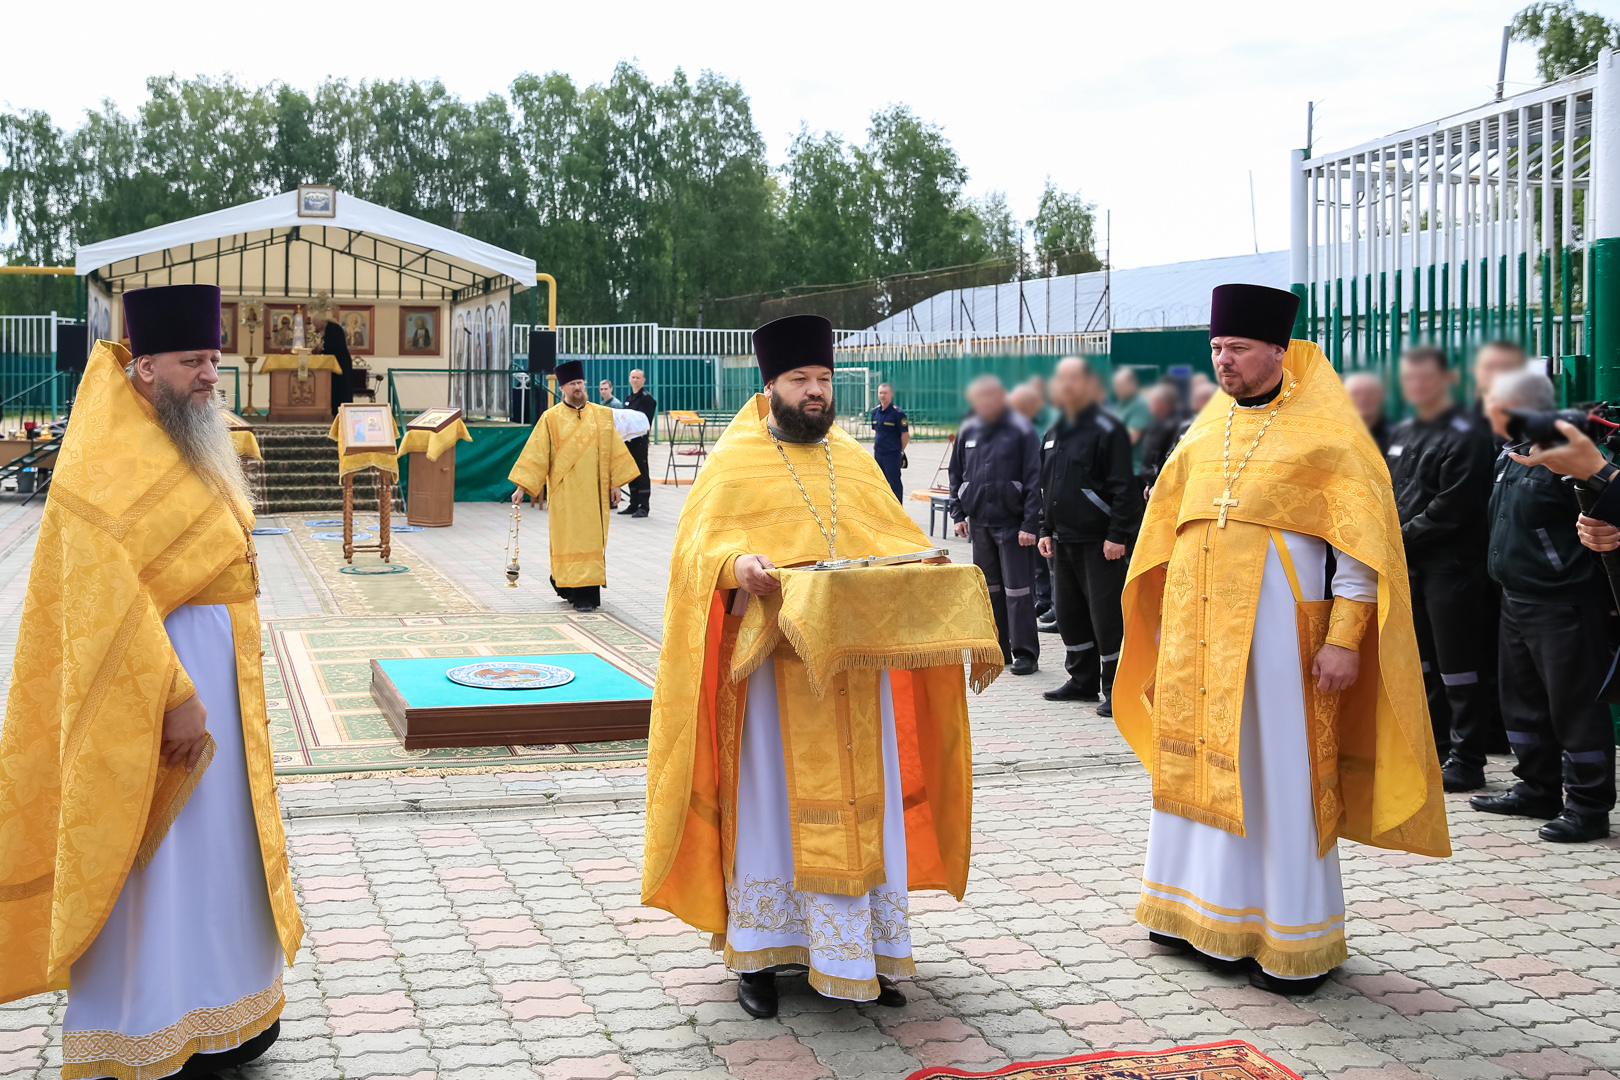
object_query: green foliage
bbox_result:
[1028,180,1102,278]
[0,68,1098,325]
[1511,1,1620,83]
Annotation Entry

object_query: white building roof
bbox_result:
[868,250,1290,337]
[76,189,535,301]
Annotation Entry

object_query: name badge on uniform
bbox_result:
[1388,445,1404,457]
[1044,440,1055,449]
[965,440,977,448]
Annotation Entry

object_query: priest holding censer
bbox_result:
[1113,284,1448,995]
[641,314,1002,1018]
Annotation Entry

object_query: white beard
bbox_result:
[151,379,254,506]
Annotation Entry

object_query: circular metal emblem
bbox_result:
[392,524,424,532]
[338,564,410,575]
[446,662,575,690]
[251,527,292,535]
[303,518,345,527]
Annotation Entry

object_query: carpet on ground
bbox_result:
[266,611,657,775]
[903,1041,1301,1080]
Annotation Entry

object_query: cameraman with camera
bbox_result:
[1473,370,1614,842]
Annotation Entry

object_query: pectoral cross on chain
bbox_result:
[1212,490,1238,528]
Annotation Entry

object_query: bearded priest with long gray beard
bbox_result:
[0,284,302,1079]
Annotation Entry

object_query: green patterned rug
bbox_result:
[266,611,657,775]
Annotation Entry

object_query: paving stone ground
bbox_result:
[2,447,1619,1080]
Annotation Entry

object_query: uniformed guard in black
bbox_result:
[621,369,656,517]
[948,376,1043,674]
[1387,346,1500,789]
[1472,369,1614,842]
[1037,359,1144,714]
[870,383,909,502]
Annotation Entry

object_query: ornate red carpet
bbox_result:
[904,1039,1303,1080]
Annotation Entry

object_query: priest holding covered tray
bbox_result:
[641,314,1002,1019]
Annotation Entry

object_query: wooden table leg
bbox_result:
[379,471,392,563]
[343,473,355,564]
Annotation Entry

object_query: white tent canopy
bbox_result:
[75,189,535,303]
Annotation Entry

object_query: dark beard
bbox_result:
[769,388,836,442]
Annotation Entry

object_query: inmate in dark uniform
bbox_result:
[871,402,909,501]
[1387,404,1500,778]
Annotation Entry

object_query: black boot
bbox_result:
[1010,653,1038,676]
[874,974,906,1007]
[737,970,778,1018]
[1096,696,1113,718]
[176,1020,280,1077]
[618,503,637,515]
[1043,680,1097,702]
[1469,789,1562,819]
[1538,809,1611,843]
[1440,757,1485,793]
[1249,967,1331,997]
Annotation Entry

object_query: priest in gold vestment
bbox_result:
[1115,284,1448,995]
[642,315,1000,1019]
[0,284,302,1078]
[510,359,640,612]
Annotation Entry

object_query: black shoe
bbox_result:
[737,970,778,1018]
[1249,967,1331,997]
[1043,680,1098,703]
[631,508,649,518]
[1538,809,1611,843]
[1096,697,1113,718]
[573,603,599,613]
[1010,654,1038,676]
[1469,790,1562,819]
[1037,615,1059,633]
[1148,931,1192,953]
[1440,758,1485,793]
[874,974,906,1007]
[618,504,637,515]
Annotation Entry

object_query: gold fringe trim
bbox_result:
[1136,894,1346,979]
[61,979,283,1080]
[719,940,916,1001]
[794,865,888,897]
[1152,795,1245,838]
[133,735,216,871]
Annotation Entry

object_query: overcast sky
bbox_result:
[8,0,1619,269]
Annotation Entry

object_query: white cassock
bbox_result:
[1140,528,1378,979]
[62,604,285,1080]
[723,663,913,1001]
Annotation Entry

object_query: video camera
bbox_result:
[1504,403,1620,452]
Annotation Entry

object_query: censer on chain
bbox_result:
[504,500,522,587]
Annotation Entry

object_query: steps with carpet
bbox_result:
[252,423,404,515]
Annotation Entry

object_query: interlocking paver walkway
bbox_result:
[2,446,1618,1080]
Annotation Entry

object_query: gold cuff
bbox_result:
[166,666,196,711]
[1325,598,1375,650]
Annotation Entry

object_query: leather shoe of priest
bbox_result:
[1440,757,1485,793]
[737,970,778,1018]
[573,603,599,614]
[874,974,906,1007]
[1010,654,1038,676]
[1469,789,1562,819]
[1538,809,1611,843]
[1248,967,1331,997]
[1043,680,1099,703]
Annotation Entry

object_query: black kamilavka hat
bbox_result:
[753,314,834,383]
[123,284,222,357]
[554,359,585,385]
[1208,284,1299,349]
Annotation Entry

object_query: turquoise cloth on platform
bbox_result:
[376,653,650,708]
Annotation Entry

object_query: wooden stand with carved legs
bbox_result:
[342,467,394,564]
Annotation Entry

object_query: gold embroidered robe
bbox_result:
[508,400,640,588]
[641,395,990,933]
[1114,340,1449,859]
[0,341,303,1005]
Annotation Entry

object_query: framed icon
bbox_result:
[219,301,238,354]
[338,403,396,456]
[263,304,301,354]
[407,408,463,433]
[399,305,441,356]
[297,184,337,218]
[336,304,374,355]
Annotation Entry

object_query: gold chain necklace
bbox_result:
[1212,377,1299,529]
[769,429,838,558]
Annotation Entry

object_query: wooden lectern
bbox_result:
[403,408,464,527]
[335,403,399,563]
[265,353,341,422]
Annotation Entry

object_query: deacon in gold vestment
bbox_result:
[0,285,302,1078]
[642,315,999,1020]
[509,359,640,612]
[1114,284,1448,995]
